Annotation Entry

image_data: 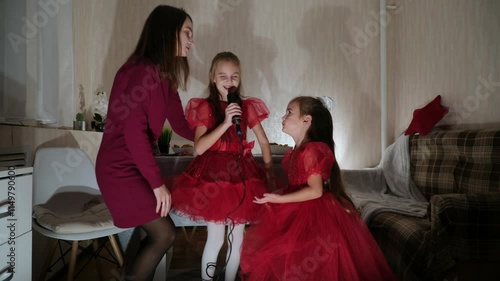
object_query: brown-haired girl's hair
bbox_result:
[291,96,355,209]
[206,51,243,129]
[130,5,191,90]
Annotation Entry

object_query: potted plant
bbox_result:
[73,112,86,131]
[91,113,106,132]
[157,127,172,154]
[92,88,108,132]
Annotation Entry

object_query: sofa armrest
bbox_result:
[430,192,500,260]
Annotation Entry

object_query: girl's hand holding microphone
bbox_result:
[224,103,242,127]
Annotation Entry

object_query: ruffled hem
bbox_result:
[172,175,267,224]
[170,151,269,224]
[240,193,397,281]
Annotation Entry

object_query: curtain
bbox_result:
[0,0,74,126]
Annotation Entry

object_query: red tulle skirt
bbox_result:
[169,151,269,224]
[240,193,397,281]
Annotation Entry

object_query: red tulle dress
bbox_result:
[240,142,397,281]
[170,98,271,224]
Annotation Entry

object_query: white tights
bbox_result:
[201,222,245,281]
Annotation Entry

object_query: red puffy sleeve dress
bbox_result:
[96,59,194,228]
[169,97,271,224]
[239,142,397,281]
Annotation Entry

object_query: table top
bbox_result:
[155,154,284,162]
[155,154,286,181]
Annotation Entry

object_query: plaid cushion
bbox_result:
[410,129,500,200]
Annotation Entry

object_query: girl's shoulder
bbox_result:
[188,97,208,104]
[242,97,265,105]
[188,97,212,107]
[301,142,333,157]
[186,98,211,113]
[241,97,270,124]
[241,97,270,112]
[293,142,335,172]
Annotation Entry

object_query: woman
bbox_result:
[96,5,194,281]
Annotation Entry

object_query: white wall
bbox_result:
[387,0,500,139]
[73,0,382,169]
[3,0,499,166]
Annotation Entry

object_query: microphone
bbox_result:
[227,86,241,135]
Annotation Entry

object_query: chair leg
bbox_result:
[108,235,124,267]
[93,239,104,281]
[38,239,58,281]
[67,241,79,281]
[189,226,199,241]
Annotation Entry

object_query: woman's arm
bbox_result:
[253,174,324,204]
[165,87,194,141]
[193,103,241,155]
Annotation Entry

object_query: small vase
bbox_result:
[73,121,86,131]
[95,123,105,132]
[158,144,170,154]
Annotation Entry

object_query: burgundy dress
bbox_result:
[170,98,270,224]
[240,142,397,281]
[96,59,193,228]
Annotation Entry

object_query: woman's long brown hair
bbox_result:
[130,5,191,90]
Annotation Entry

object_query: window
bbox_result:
[0,0,74,126]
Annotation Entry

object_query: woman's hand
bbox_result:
[153,184,171,217]
[224,103,242,126]
[253,193,282,204]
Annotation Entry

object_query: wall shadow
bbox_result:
[294,5,379,167]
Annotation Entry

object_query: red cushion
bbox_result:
[405,95,449,136]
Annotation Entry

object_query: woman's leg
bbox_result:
[201,222,225,280]
[129,216,176,281]
[225,224,245,281]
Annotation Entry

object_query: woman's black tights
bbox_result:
[128,216,176,281]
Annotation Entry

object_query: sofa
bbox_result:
[342,129,500,281]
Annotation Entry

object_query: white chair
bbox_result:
[33,147,128,281]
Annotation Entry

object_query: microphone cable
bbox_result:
[205,129,247,281]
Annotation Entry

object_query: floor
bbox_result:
[49,226,235,281]
[45,226,500,281]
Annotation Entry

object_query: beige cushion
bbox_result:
[33,192,114,234]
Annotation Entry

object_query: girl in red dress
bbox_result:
[170,52,274,281]
[96,5,194,280]
[240,96,397,281]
